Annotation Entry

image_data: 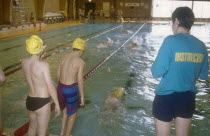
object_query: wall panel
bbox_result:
[45,0,60,12]
[116,0,152,19]
[77,0,151,19]
[0,0,11,24]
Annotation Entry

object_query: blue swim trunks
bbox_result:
[153,91,195,122]
[57,82,79,116]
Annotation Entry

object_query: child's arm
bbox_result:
[77,61,85,106]
[43,63,60,117]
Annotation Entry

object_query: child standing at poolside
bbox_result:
[57,38,86,136]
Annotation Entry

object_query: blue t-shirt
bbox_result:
[151,33,209,95]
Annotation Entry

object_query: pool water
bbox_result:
[0,22,210,136]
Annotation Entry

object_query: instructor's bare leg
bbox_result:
[65,113,77,136]
[155,118,172,136]
[175,117,191,136]
[37,103,50,136]
[61,108,68,135]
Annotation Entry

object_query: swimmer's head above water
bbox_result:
[124,30,129,34]
[129,42,140,48]
[114,88,124,98]
[26,35,45,55]
[104,87,124,111]
[124,30,133,34]
[102,38,113,45]
[72,38,86,51]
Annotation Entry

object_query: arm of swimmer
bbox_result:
[77,61,85,106]
[0,66,5,86]
[43,63,60,117]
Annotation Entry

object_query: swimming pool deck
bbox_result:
[3,128,58,136]
[0,20,82,40]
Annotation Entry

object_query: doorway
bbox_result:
[85,2,96,18]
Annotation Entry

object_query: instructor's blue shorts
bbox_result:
[153,91,195,122]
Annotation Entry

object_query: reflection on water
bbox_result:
[0,22,210,136]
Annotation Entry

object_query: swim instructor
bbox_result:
[151,7,209,136]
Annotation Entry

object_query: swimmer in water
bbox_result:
[97,37,113,48]
[123,30,132,34]
[124,30,129,34]
[128,36,142,48]
[104,88,124,112]
[129,42,140,48]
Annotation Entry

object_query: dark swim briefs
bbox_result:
[26,96,51,111]
[57,82,79,116]
[153,91,195,122]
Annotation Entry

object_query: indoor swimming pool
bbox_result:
[0,22,210,136]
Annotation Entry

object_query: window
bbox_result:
[152,0,210,18]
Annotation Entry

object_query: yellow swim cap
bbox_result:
[26,35,43,54]
[72,38,86,51]
[114,88,124,98]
